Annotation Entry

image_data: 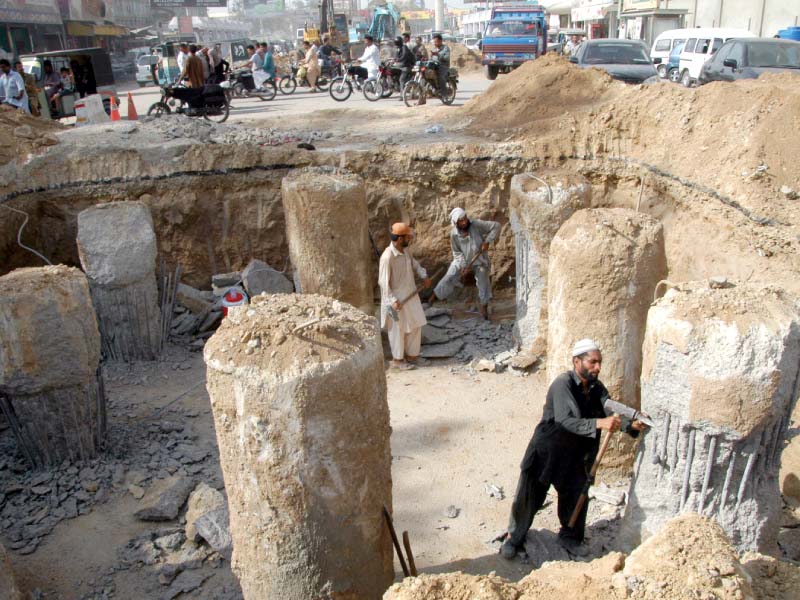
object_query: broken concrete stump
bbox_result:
[0,266,105,468]
[204,294,393,599]
[547,208,667,475]
[281,167,373,313]
[509,172,591,352]
[77,201,161,361]
[621,283,800,553]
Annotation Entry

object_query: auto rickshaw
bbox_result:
[20,47,118,119]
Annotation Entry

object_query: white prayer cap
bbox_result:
[572,338,600,357]
[449,207,466,225]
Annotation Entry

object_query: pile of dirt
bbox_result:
[384,514,800,599]
[447,44,483,73]
[0,105,62,166]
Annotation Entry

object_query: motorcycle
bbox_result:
[226,68,277,101]
[377,61,404,98]
[147,83,229,123]
[278,62,334,94]
[402,60,458,107]
[328,63,383,102]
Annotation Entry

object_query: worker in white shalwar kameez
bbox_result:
[431,207,501,320]
[379,222,432,370]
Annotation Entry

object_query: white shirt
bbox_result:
[176,50,188,73]
[358,43,381,79]
[378,243,427,332]
[1,71,29,112]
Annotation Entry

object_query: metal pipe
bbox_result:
[699,436,717,514]
[680,428,696,512]
[719,450,736,516]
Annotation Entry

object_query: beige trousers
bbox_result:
[387,320,422,360]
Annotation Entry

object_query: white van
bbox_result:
[650,28,692,76]
[677,28,755,87]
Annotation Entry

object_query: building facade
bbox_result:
[1,0,65,55]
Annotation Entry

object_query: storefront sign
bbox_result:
[0,0,62,25]
[150,0,226,7]
[571,2,613,22]
[623,0,659,11]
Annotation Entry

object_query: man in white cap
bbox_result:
[379,222,432,370]
[431,207,500,319]
[499,339,648,559]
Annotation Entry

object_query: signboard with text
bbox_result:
[150,0,227,8]
[622,0,659,11]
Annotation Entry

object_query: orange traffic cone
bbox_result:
[110,96,121,121]
[127,91,138,121]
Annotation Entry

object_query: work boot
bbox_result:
[558,535,589,557]
[500,538,519,560]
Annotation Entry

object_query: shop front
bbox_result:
[1,0,65,55]
[618,0,687,46]
[570,1,618,39]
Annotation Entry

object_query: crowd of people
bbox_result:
[0,58,76,116]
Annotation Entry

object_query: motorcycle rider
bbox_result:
[430,33,450,98]
[393,35,415,92]
[351,34,380,83]
[411,36,428,61]
[318,34,342,75]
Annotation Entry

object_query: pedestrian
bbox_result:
[181,47,205,88]
[378,223,432,370]
[13,60,39,116]
[176,43,189,78]
[431,207,499,320]
[0,59,29,113]
[499,339,649,559]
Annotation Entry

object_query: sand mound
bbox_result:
[463,54,615,124]
[448,44,482,73]
[0,104,62,166]
[384,514,777,600]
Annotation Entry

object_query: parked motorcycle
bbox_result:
[147,83,229,123]
[278,62,334,94]
[402,61,458,107]
[329,63,383,102]
[226,68,277,101]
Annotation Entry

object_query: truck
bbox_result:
[481,2,547,80]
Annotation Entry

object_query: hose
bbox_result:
[1,203,52,266]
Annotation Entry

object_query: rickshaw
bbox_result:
[21,47,118,119]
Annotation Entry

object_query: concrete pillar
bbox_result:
[547,208,667,475]
[435,0,444,31]
[281,167,373,314]
[621,282,800,553]
[204,293,393,600]
[509,172,591,353]
[77,201,162,361]
[0,266,105,468]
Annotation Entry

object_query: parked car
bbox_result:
[698,37,800,84]
[569,39,657,84]
[662,41,685,81]
[136,54,159,87]
[463,37,480,51]
[676,27,755,87]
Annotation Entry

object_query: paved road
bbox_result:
[115,72,492,123]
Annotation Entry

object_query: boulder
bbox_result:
[185,482,225,541]
[241,259,293,297]
[194,507,232,559]
[176,283,213,315]
[134,476,195,521]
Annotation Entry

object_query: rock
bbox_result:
[426,314,451,328]
[31,485,51,495]
[128,484,145,499]
[62,496,78,519]
[162,570,211,600]
[589,485,625,506]
[778,527,800,561]
[421,324,450,345]
[424,306,450,319]
[444,505,460,518]
[134,476,194,521]
[154,532,186,552]
[780,185,797,199]
[13,125,35,139]
[165,541,211,571]
[0,543,23,599]
[176,283,213,315]
[211,272,241,289]
[241,259,293,297]
[420,339,464,359]
[472,358,498,373]
[510,351,541,370]
[484,483,504,500]
[157,563,182,586]
[194,507,232,560]
[493,350,516,365]
[82,480,99,493]
[708,275,732,289]
[523,528,571,568]
[185,482,225,542]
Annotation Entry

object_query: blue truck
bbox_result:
[481,2,548,80]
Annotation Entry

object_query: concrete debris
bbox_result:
[426,314,451,328]
[421,339,465,359]
[185,482,226,542]
[472,358,499,373]
[424,307,451,319]
[590,484,626,506]
[0,542,23,600]
[134,476,195,522]
[421,324,452,345]
[444,505,460,518]
[523,528,571,568]
[241,259,293,297]
[194,507,232,560]
[484,483,504,500]
[211,272,241,290]
[162,569,212,600]
[779,185,797,199]
[176,283,214,315]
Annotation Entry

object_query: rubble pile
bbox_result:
[0,104,62,167]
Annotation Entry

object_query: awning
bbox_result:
[93,24,129,36]
[65,21,95,37]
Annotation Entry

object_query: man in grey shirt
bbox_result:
[430,33,450,97]
[431,207,500,319]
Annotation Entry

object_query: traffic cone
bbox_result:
[127,92,138,121]
[110,96,121,121]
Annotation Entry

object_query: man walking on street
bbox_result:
[431,207,499,320]
[500,339,648,559]
[379,223,432,371]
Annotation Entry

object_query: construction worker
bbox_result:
[378,223,431,370]
[500,339,648,560]
[431,207,500,320]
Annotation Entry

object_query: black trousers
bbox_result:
[348,66,368,81]
[506,467,589,548]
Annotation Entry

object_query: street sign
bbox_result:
[150,0,227,8]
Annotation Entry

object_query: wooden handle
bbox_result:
[567,431,614,528]
[402,531,418,576]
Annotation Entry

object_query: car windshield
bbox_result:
[486,20,537,36]
[747,41,800,68]
[584,43,650,65]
